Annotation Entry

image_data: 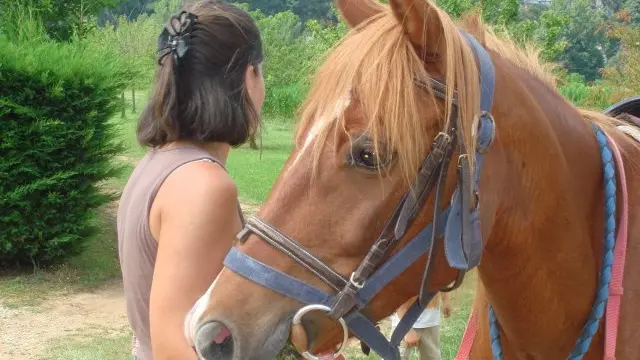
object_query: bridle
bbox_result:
[222,31,496,360]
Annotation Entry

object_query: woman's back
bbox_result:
[117,146,220,359]
[116,1,264,358]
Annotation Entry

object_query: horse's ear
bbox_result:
[388,0,445,60]
[335,0,386,28]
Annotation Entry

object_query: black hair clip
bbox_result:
[157,11,198,69]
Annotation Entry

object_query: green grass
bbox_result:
[228,121,294,204]
[39,331,132,360]
[111,90,294,204]
[0,205,122,307]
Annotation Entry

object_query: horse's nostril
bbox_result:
[195,321,234,360]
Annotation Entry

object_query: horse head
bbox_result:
[185,1,507,359]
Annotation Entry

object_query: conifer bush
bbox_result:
[0,36,132,267]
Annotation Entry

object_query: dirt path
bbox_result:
[0,197,260,360]
[0,279,382,360]
[0,280,129,360]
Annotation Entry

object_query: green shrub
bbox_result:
[559,73,591,105]
[558,72,617,109]
[252,9,347,119]
[0,0,50,43]
[0,36,131,267]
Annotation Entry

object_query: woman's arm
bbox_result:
[149,162,240,360]
[441,291,452,318]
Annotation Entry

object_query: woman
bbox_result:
[392,293,452,360]
[116,1,264,359]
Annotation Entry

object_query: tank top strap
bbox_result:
[194,156,246,227]
[149,146,246,227]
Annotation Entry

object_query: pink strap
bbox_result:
[603,133,629,360]
[455,308,479,360]
[452,133,629,360]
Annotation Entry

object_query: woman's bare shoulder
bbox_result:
[165,160,236,203]
[154,160,239,232]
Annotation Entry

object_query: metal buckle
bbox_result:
[434,131,451,143]
[292,304,349,360]
[477,111,495,154]
[236,227,251,243]
[457,153,469,168]
[349,272,365,289]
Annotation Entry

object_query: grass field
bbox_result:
[0,91,475,360]
[111,90,295,205]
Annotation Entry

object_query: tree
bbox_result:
[153,0,182,21]
[482,0,519,24]
[99,0,155,23]
[602,15,640,96]
[40,0,125,40]
[549,0,609,81]
[434,0,477,18]
[622,0,640,24]
[292,0,333,21]
[242,0,332,21]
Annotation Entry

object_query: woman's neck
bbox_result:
[163,141,231,165]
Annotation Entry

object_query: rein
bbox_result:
[223,30,496,360]
[455,118,632,360]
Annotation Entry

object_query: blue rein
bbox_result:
[488,124,618,360]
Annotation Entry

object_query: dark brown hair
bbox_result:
[137,0,264,147]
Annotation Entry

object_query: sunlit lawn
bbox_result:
[110,90,294,205]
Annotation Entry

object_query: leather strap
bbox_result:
[224,248,335,307]
[238,217,348,292]
[418,128,456,306]
[225,208,451,308]
[394,122,456,239]
[442,30,496,273]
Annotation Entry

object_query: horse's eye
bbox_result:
[347,135,391,171]
[358,148,378,169]
[349,146,384,170]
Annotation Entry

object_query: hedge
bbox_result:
[0,36,132,267]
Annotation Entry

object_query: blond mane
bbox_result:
[295,2,632,183]
[297,4,480,183]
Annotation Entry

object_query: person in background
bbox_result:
[116,1,264,359]
[392,292,452,360]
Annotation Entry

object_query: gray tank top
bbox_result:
[116,146,243,360]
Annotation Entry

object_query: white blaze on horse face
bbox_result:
[287,94,353,172]
[183,272,221,346]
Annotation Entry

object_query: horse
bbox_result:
[184,0,640,359]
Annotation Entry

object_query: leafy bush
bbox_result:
[85,2,348,120]
[83,13,159,90]
[250,8,347,118]
[0,0,49,43]
[558,72,619,109]
[0,36,131,267]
